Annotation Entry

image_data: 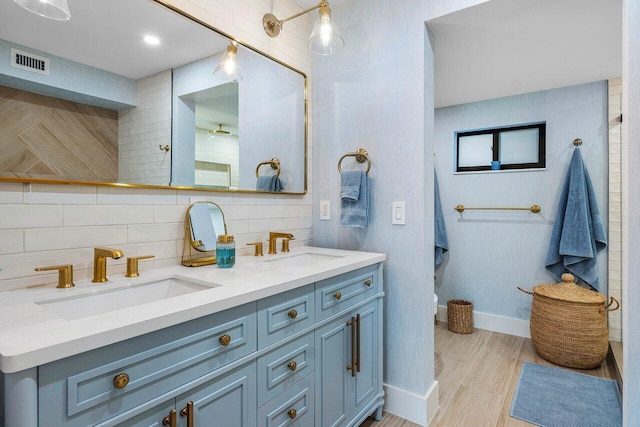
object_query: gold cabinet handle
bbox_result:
[334,291,342,300]
[356,313,361,373]
[287,409,297,420]
[346,318,355,376]
[180,401,194,427]
[364,279,372,287]
[219,334,231,346]
[113,373,130,389]
[287,361,297,371]
[288,309,298,319]
[162,409,177,426]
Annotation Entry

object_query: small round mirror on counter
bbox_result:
[181,201,227,267]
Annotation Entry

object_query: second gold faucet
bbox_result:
[92,247,124,282]
[268,232,295,254]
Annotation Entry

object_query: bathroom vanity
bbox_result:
[0,247,385,427]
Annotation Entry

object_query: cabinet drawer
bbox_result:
[257,332,314,406]
[257,284,314,349]
[39,303,257,426]
[315,265,377,320]
[257,374,314,427]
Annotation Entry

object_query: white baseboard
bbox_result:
[383,381,439,426]
[436,305,530,338]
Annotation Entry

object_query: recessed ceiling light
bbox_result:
[143,35,160,46]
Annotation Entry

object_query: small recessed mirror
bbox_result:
[182,201,227,266]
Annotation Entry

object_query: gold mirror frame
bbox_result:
[0,0,308,195]
[181,201,227,267]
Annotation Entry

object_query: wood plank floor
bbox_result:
[360,322,617,427]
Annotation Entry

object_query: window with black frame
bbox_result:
[455,122,546,172]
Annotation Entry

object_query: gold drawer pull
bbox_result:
[287,409,297,419]
[334,291,342,300]
[287,361,297,371]
[219,334,231,346]
[162,409,177,426]
[288,309,298,319]
[113,373,130,389]
[364,279,372,287]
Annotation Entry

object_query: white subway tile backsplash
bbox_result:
[97,187,178,205]
[24,226,128,252]
[22,184,97,205]
[0,229,23,254]
[128,223,183,244]
[0,205,63,229]
[64,205,154,226]
[0,182,24,203]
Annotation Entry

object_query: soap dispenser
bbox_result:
[216,234,236,268]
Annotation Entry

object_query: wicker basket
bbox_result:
[519,273,619,369]
[447,299,474,334]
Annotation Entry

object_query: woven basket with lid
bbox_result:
[519,273,619,369]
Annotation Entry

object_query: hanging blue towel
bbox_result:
[340,170,362,201]
[545,148,607,289]
[434,171,449,267]
[340,170,368,228]
[256,176,284,192]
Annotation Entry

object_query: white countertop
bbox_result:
[0,246,385,373]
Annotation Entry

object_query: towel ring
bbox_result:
[338,148,371,174]
[256,158,281,178]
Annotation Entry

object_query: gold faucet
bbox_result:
[92,247,124,282]
[268,232,295,254]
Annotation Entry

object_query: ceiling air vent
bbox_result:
[10,48,50,76]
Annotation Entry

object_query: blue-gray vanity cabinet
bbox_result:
[257,373,314,426]
[97,362,256,427]
[37,303,257,427]
[314,265,384,427]
[257,284,315,349]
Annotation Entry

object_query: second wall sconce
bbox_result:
[214,41,243,82]
[263,0,344,55]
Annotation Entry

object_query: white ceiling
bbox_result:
[428,0,622,107]
[0,0,229,80]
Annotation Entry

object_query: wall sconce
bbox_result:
[263,0,344,55]
[14,0,70,21]
[213,41,243,82]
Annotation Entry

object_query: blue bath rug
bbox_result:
[510,362,622,427]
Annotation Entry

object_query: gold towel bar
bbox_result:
[256,158,281,177]
[338,148,371,174]
[455,204,541,214]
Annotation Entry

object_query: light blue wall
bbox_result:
[623,0,639,423]
[0,39,136,110]
[434,82,609,320]
[312,0,433,398]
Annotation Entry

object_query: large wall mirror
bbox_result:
[0,0,307,194]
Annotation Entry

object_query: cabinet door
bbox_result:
[314,314,351,427]
[94,400,175,427]
[176,363,256,427]
[351,300,379,417]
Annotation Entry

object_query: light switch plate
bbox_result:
[392,201,406,225]
[320,200,331,220]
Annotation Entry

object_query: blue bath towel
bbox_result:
[340,170,362,201]
[545,148,607,289]
[434,171,449,267]
[256,175,283,192]
[340,170,368,228]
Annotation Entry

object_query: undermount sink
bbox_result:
[35,276,219,321]
[263,252,344,268]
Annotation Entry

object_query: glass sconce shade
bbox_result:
[308,6,344,55]
[213,42,243,82]
[14,0,71,21]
